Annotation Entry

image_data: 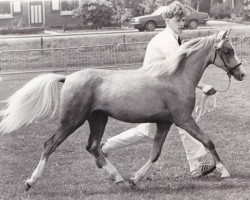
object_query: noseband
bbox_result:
[212,41,242,78]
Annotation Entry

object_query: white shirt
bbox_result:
[143,27,180,68]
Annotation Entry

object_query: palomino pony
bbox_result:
[0,30,245,191]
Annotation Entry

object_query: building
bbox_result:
[0,0,83,28]
[227,0,242,9]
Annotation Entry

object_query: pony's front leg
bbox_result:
[101,159,124,184]
[129,122,172,189]
[178,118,230,178]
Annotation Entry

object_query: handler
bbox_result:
[102,1,216,177]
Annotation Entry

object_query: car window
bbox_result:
[151,6,167,15]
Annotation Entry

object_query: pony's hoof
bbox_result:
[116,180,124,186]
[129,179,136,190]
[221,172,230,179]
[25,182,32,191]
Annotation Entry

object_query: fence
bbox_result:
[241,36,250,63]
[0,36,249,75]
[116,42,147,69]
[0,44,117,74]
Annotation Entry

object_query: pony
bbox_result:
[0,30,245,191]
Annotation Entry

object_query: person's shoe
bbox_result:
[191,163,216,178]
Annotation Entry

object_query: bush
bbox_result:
[210,3,232,19]
[72,1,115,29]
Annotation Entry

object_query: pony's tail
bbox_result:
[0,73,66,134]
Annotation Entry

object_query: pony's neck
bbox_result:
[177,47,214,88]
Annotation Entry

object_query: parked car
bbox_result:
[130,5,209,31]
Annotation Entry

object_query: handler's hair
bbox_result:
[162,1,185,19]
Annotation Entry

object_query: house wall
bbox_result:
[0,2,29,28]
[0,0,83,28]
[20,2,29,26]
[44,1,82,28]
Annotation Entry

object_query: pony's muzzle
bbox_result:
[233,66,246,81]
[234,72,246,81]
[239,67,247,81]
[240,72,246,80]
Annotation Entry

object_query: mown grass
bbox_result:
[0,65,250,200]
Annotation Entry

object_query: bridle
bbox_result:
[212,39,242,78]
[212,39,243,92]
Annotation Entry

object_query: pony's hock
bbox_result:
[0,30,245,191]
[25,182,32,191]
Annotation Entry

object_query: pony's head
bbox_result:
[213,30,246,81]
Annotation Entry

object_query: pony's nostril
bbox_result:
[241,73,245,79]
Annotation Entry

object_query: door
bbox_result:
[29,1,43,27]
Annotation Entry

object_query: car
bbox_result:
[130,5,209,31]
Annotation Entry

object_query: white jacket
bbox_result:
[143,27,180,68]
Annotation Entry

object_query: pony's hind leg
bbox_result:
[24,77,93,191]
[129,122,172,189]
[86,112,124,184]
[178,118,230,178]
[25,90,89,191]
[25,122,82,191]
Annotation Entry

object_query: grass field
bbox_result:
[0,66,250,200]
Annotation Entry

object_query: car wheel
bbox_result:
[145,21,156,32]
[188,19,198,29]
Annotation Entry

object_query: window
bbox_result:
[52,0,60,11]
[0,2,12,19]
[13,1,21,14]
[60,0,79,15]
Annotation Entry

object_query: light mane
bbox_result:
[138,34,217,78]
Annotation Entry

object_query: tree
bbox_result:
[189,0,223,12]
[199,0,211,13]
[110,0,132,25]
[72,0,199,28]
[211,0,223,4]
[210,0,232,19]
[240,0,249,6]
[72,0,115,29]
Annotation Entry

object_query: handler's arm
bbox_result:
[197,81,217,95]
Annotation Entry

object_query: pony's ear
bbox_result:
[226,29,231,36]
[216,30,231,42]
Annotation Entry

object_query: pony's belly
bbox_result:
[105,106,172,123]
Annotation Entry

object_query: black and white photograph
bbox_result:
[0,0,249,199]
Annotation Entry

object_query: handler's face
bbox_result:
[167,16,185,34]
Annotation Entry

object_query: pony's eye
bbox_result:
[223,50,229,54]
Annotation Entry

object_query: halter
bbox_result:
[212,39,242,92]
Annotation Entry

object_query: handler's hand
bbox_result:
[201,84,217,96]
